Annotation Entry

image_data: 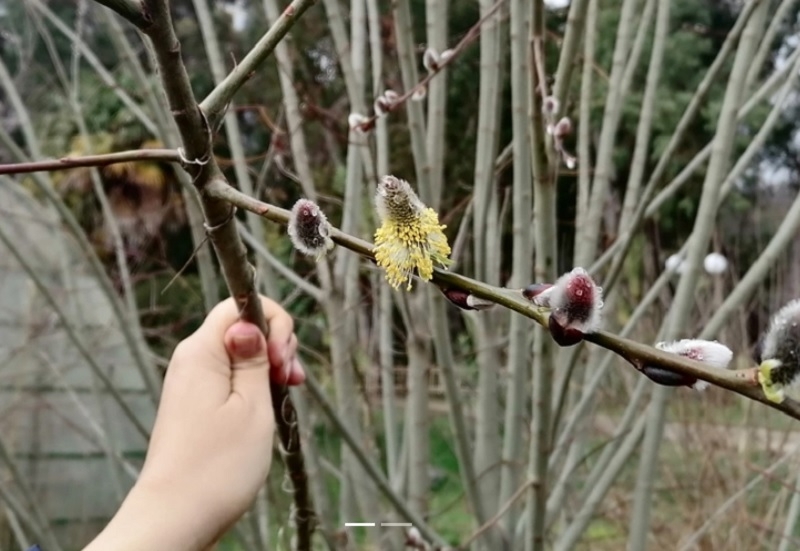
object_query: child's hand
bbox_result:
[83,296,304,551]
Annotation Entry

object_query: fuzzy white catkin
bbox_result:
[656,339,733,391]
[347,113,367,131]
[665,253,685,274]
[423,47,440,72]
[703,252,729,275]
[535,267,604,333]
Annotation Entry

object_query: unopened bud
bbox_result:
[411,86,427,101]
[423,47,440,72]
[665,253,685,274]
[542,95,560,116]
[552,117,572,138]
[406,526,425,548]
[374,98,388,117]
[288,199,334,259]
[640,365,698,388]
[440,288,495,311]
[522,283,554,305]
[383,90,400,103]
[374,90,400,117]
[649,339,733,391]
[348,113,371,133]
[440,49,455,63]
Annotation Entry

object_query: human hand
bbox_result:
[83,296,304,551]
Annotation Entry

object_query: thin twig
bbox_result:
[0,148,182,175]
[199,0,319,126]
[459,480,534,549]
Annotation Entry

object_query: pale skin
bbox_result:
[82,296,305,551]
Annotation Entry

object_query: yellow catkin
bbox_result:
[374,207,451,290]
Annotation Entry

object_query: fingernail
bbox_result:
[232,332,261,357]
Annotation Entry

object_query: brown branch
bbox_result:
[206,181,800,423]
[0,149,181,175]
[138,0,316,548]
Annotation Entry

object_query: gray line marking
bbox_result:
[380,522,412,527]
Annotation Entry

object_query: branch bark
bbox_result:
[0,149,181,175]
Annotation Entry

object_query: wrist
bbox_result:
[82,481,214,551]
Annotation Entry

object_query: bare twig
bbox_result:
[459,480,534,549]
[0,149,182,174]
[199,0,319,126]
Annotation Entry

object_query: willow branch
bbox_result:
[199,0,318,126]
[0,149,181,175]
[206,180,800,422]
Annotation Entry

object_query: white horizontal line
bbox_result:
[344,522,376,527]
[381,522,412,527]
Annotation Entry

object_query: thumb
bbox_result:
[224,321,271,405]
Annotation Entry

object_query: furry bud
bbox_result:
[423,47,440,72]
[650,339,733,391]
[374,90,400,116]
[440,49,455,63]
[665,253,685,274]
[411,86,427,101]
[552,117,572,138]
[287,199,334,259]
[534,268,604,347]
[374,97,389,117]
[704,252,728,275]
[405,526,426,549]
[542,96,560,116]
[383,90,400,103]
[348,113,372,133]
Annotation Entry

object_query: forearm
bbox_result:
[82,483,214,551]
